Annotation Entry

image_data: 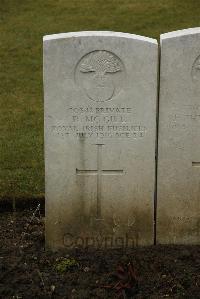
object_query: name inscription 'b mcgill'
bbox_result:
[75,50,125,102]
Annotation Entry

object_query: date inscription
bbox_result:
[50,105,147,139]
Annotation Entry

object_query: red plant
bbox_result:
[103,261,139,298]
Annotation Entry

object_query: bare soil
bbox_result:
[0,207,200,299]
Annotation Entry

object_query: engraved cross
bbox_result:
[76,144,124,220]
[192,162,200,167]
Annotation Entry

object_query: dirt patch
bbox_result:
[0,209,200,298]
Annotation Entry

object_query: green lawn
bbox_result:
[0,0,200,200]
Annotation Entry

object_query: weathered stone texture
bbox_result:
[44,31,158,250]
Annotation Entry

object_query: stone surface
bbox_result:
[43,31,158,250]
[157,28,200,244]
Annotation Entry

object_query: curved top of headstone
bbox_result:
[43,31,157,45]
[161,27,200,41]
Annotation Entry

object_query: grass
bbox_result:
[0,0,200,200]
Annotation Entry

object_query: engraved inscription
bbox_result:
[184,105,200,120]
[52,125,146,139]
[75,51,125,102]
[50,105,147,139]
[168,105,200,130]
[192,55,200,81]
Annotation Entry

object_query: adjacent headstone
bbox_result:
[157,28,200,244]
[43,31,158,250]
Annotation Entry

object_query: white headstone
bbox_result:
[157,28,200,244]
[43,31,158,250]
